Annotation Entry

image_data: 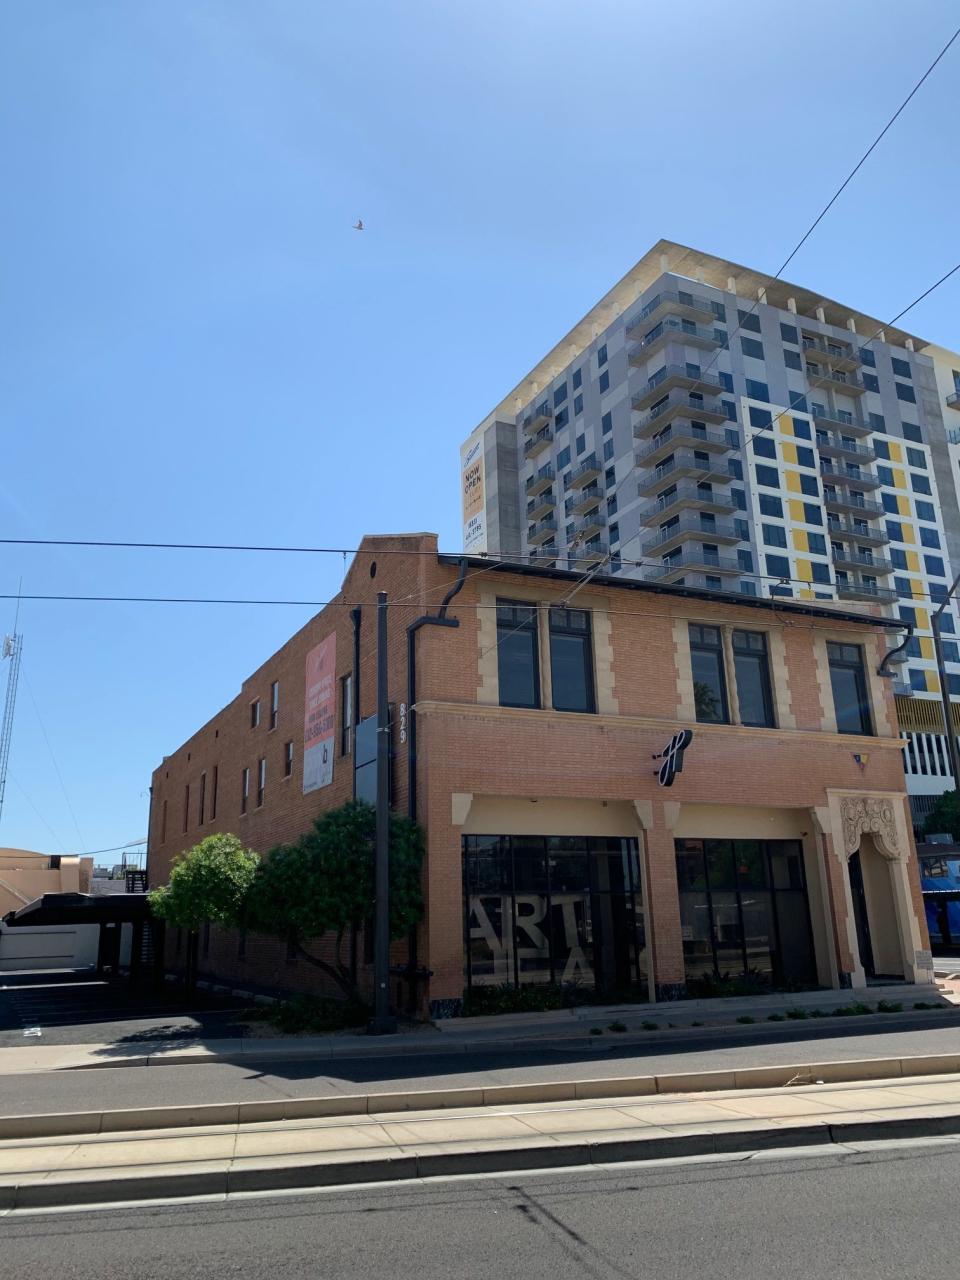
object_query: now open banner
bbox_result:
[303,633,336,794]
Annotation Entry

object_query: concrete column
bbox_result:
[816,306,826,323]
[813,805,863,988]
[846,318,857,333]
[787,297,797,314]
[727,275,736,293]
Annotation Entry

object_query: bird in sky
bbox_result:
[353,218,364,231]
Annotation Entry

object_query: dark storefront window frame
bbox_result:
[827,640,873,735]
[732,628,776,728]
[689,623,729,724]
[462,835,646,995]
[675,837,817,987]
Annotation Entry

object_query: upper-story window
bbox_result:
[250,699,260,728]
[689,625,776,728]
[341,674,353,755]
[827,642,873,735]
[269,680,279,729]
[548,607,596,714]
[689,625,728,723]
[732,630,775,728]
[497,600,541,709]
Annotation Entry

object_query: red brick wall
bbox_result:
[148,535,920,1009]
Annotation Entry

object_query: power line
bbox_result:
[773,24,960,280]
[8,774,66,854]
[662,23,959,408]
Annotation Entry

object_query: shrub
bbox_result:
[877,1000,902,1013]
[736,1015,755,1024]
[608,1021,628,1033]
[767,1013,785,1022]
[785,1008,807,1020]
[254,994,369,1035]
[589,1027,603,1036]
[641,1020,658,1031]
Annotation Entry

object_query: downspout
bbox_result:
[350,606,362,986]
[401,556,468,1012]
[877,624,913,679]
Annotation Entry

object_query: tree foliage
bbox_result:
[246,800,425,996]
[148,833,260,931]
[923,789,960,842]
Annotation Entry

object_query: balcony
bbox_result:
[638,483,737,524]
[641,514,742,558]
[567,453,602,489]
[527,516,558,546]
[831,547,894,574]
[523,426,553,459]
[823,490,885,519]
[820,460,880,491]
[628,318,722,363]
[836,582,898,604]
[636,424,733,468]
[801,337,861,372]
[645,549,741,584]
[826,517,889,546]
[948,390,960,411]
[815,435,877,465]
[566,539,609,567]
[632,364,728,411]
[526,490,555,521]
[570,511,606,542]
[810,406,871,437]
[565,485,603,517]
[633,392,728,438]
[805,364,867,396]
[521,404,553,434]
[526,463,555,496]
[627,290,717,334]
[636,450,732,496]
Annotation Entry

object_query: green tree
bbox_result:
[923,790,960,841]
[246,799,424,998]
[148,833,260,930]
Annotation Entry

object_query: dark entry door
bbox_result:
[848,850,875,978]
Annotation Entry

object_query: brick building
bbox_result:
[147,533,932,1017]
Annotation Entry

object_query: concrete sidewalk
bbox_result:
[0,985,955,1076]
[3,1072,960,1209]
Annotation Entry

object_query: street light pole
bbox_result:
[932,571,960,794]
[369,590,397,1035]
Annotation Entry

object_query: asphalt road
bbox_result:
[0,1140,956,1277]
[3,1020,960,1117]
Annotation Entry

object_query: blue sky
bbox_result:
[1,0,959,859]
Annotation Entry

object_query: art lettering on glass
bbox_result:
[654,729,693,786]
[303,634,336,794]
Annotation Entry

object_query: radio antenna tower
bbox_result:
[0,588,23,831]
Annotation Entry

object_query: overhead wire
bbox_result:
[21,665,87,850]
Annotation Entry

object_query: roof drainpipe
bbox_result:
[876,624,913,681]
[400,556,467,1015]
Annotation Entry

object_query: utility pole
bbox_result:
[369,590,396,1035]
[0,630,23,833]
[932,570,960,794]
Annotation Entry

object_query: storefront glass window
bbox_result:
[675,838,816,989]
[463,835,646,996]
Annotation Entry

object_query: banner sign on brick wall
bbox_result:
[303,634,336,794]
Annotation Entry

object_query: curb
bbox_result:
[3,1051,960,1141]
[4,1109,960,1210]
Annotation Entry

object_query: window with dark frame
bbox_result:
[241,767,249,815]
[256,757,266,807]
[689,624,728,724]
[250,699,260,728]
[198,772,206,825]
[284,740,294,777]
[270,680,279,729]
[827,642,873,735]
[496,600,541,709]
[732,630,775,728]
[341,673,353,755]
[211,765,218,820]
[182,784,189,834]
[548,607,596,714]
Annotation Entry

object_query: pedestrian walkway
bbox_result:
[3,1072,960,1209]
